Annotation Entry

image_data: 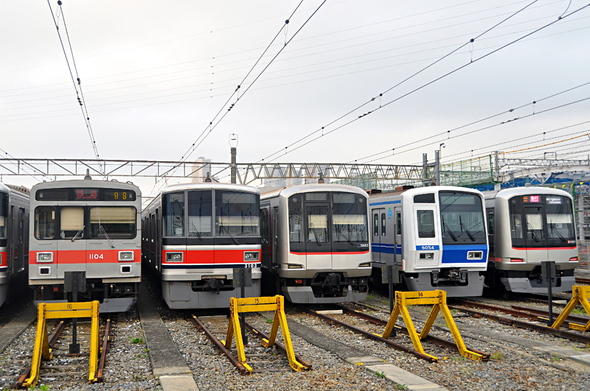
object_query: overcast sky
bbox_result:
[1,0,589,196]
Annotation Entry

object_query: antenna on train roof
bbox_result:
[84,169,92,180]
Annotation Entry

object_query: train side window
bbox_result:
[163,192,184,237]
[396,212,401,235]
[0,192,6,237]
[487,211,494,235]
[373,213,378,236]
[417,210,435,238]
[260,208,269,244]
[60,207,84,239]
[289,196,303,243]
[381,213,386,236]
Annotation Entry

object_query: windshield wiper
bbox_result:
[71,226,85,242]
[220,224,239,245]
[442,219,458,242]
[527,223,540,242]
[98,220,115,248]
[459,216,475,241]
[549,223,567,242]
[190,223,202,240]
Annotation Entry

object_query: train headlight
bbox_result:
[419,253,434,260]
[166,252,183,262]
[118,251,134,262]
[570,257,579,262]
[359,262,371,268]
[244,251,259,261]
[287,264,303,269]
[37,252,53,263]
[467,251,483,260]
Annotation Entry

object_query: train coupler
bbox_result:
[381,290,489,362]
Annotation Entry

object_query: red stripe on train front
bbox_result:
[30,249,140,264]
[510,247,577,251]
[162,249,261,264]
[289,251,370,255]
[0,251,6,266]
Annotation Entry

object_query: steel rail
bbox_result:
[96,318,112,381]
[243,320,313,370]
[449,301,590,344]
[300,306,436,362]
[188,314,248,375]
[511,305,590,325]
[336,305,490,360]
[16,320,67,388]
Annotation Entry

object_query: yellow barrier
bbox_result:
[23,301,100,388]
[551,285,590,331]
[382,290,486,362]
[224,295,307,374]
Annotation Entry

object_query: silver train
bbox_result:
[142,183,261,309]
[29,179,142,313]
[369,186,488,297]
[484,187,578,293]
[0,183,29,308]
[260,184,371,304]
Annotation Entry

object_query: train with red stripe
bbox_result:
[484,187,578,293]
[142,183,261,309]
[260,184,371,303]
[0,183,29,309]
[29,178,141,313]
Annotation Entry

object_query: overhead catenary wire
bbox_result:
[47,0,104,176]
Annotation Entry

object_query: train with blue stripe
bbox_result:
[369,186,488,297]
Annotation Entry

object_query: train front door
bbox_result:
[304,203,332,269]
[523,204,549,264]
[57,206,87,278]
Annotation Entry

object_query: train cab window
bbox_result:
[332,193,367,243]
[524,207,545,241]
[487,211,494,235]
[307,206,329,243]
[215,191,259,236]
[546,196,575,242]
[60,207,84,239]
[417,210,435,238]
[90,207,136,239]
[381,213,386,236]
[0,193,6,237]
[35,206,56,240]
[163,192,184,237]
[289,196,303,243]
[188,191,212,237]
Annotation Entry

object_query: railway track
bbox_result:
[12,316,113,388]
[301,304,490,362]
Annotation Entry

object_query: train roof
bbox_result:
[31,179,141,194]
[0,182,30,195]
[159,182,260,195]
[261,183,368,200]
[369,185,482,201]
[483,186,572,200]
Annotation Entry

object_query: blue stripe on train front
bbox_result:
[371,243,401,254]
[440,244,488,264]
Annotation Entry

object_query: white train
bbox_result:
[0,183,29,308]
[484,187,578,293]
[369,186,488,297]
[29,179,142,313]
[142,183,261,309]
[260,184,371,304]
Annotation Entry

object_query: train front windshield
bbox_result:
[0,193,6,238]
[509,194,575,247]
[216,191,259,236]
[439,191,486,245]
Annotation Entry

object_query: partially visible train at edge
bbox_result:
[260,184,371,304]
[369,186,488,297]
[29,178,142,313]
[0,183,29,308]
[484,187,578,293]
[142,183,261,309]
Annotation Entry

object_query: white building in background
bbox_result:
[191,157,212,183]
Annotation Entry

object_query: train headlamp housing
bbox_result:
[118,251,134,262]
[359,262,371,268]
[37,252,54,263]
[287,263,303,269]
[244,251,259,261]
[166,252,184,262]
[419,253,434,260]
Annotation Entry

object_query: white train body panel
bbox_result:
[484,187,578,293]
[0,184,29,308]
[29,179,141,312]
[260,184,371,304]
[142,183,261,309]
[370,186,488,297]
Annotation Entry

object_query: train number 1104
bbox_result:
[89,253,104,260]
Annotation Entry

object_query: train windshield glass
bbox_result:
[163,192,184,237]
[545,196,575,242]
[439,191,486,245]
[332,193,368,242]
[0,193,6,238]
[215,191,259,236]
[188,191,212,237]
[90,207,136,239]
